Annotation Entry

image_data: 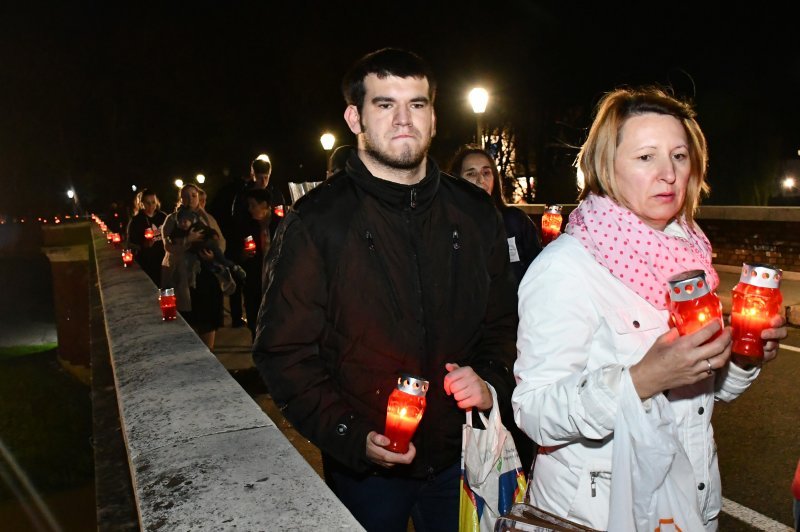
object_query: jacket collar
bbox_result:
[345,152,440,211]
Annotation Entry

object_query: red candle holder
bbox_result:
[541,204,563,246]
[111,233,122,244]
[731,263,782,363]
[273,205,285,218]
[158,288,177,321]
[121,249,134,267]
[144,227,155,240]
[384,374,429,454]
[667,270,723,338]
[106,232,114,243]
[244,235,256,254]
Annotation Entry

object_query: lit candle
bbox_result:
[144,227,155,240]
[667,270,723,337]
[384,374,429,454]
[273,205,285,218]
[121,249,134,267]
[731,263,782,362]
[244,235,256,254]
[158,288,177,321]
[541,204,563,246]
[111,233,122,244]
[106,232,114,243]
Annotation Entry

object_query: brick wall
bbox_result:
[698,219,800,272]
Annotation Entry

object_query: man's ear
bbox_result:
[344,105,362,134]
[431,110,437,138]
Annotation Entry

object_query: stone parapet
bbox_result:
[91,227,363,530]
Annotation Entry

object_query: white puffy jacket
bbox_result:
[512,231,759,530]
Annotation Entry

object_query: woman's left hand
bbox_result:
[761,314,788,363]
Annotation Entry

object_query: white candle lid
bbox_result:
[739,263,782,289]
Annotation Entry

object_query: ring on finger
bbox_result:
[705,359,714,376]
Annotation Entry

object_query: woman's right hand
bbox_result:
[629,320,732,399]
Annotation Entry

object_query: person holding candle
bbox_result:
[126,189,167,285]
[162,183,227,349]
[448,144,542,285]
[512,86,788,530]
[241,187,272,341]
[252,48,518,532]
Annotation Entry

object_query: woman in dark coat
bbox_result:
[449,145,542,284]
[126,188,167,285]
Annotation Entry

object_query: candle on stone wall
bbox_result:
[731,263,782,364]
[667,270,723,338]
[384,374,429,454]
[121,249,134,267]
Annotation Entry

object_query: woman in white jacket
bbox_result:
[512,87,787,530]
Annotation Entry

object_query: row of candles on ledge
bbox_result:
[383,262,782,453]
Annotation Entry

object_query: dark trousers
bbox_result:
[327,461,460,532]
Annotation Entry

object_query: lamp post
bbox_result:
[468,87,489,148]
[196,173,206,184]
[320,132,336,175]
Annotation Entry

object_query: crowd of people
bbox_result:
[114,47,793,531]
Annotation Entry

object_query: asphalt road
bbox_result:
[714,326,800,530]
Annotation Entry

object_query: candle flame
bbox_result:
[399,407,407,417]
[698,313,707,322]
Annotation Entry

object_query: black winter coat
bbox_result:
[253,155,518,478]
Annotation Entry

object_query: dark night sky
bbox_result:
[1,1,798,216]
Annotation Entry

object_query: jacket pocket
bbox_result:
[567,462,611,527]
[364,230,402,321]
[606,306,666,363]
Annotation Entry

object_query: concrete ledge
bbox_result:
[92,228,363,530]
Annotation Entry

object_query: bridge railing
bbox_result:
[89,224,363,530]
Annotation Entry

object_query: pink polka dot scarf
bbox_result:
[565,193,718,310]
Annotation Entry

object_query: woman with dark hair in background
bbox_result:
[449,145,542,284]
[126,188,167,285]
[241,187,272,341]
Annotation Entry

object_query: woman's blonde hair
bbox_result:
[576,86,709,223]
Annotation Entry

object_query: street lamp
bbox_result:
[468,87,489,148]
[67,188,75,199]
[320,132,335,151]
[783,176,796,190]
[196,173,206,184]
[174,178,184,188]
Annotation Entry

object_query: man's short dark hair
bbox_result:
[251,158,272,175]
[245,187,271,205]
[341,48,436,112]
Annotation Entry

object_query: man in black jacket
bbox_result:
[253,48,518,531]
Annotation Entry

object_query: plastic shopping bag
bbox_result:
[607,369,706,531]
[459,384,527,532]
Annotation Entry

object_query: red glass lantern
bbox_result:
[144,227,155,240]
[244,235,256,254]
[100,222,108,233]
[384,374,429,454]
[730,263,782,362]
[111,233,122,244]
[541,204,563,246]
[273,205,285,218]
[121,249,134,267]
[667,270,723,337]
[106,231,114,243]
[158,288,177,321]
